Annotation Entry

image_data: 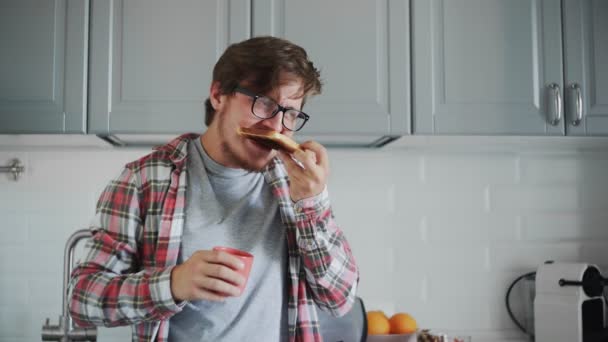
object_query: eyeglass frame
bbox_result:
[233,86,310,132]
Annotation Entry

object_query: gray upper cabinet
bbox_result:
[413,0,565,135]
[413,0,608,136]
[88,0,250,135]
[252,0,410,140]
[0,0,88,133]
[563,0,608,136]
[7,0,603,139]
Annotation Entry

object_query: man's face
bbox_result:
[212,80,304,171]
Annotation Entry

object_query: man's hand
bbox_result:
[170,249,246,302]
[278,141,329,202]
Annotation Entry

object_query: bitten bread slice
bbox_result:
[237,127,301,153]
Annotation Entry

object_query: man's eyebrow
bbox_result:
[265,94,301,110]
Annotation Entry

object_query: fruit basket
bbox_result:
[367,333,417,342]
[416,330,471,342]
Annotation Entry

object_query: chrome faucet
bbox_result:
[41,229,97,341]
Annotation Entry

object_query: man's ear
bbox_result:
[209,81,226,112]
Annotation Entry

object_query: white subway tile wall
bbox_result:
[1,146,607,341]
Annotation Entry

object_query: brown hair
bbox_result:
[204,36,322,126]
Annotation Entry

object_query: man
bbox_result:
[69,36,359,342]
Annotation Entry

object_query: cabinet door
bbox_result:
[413,0,564,135]
[0,0,88,133]
[88,0,250,134]
[563,0,608,136]
[253,0,410,138]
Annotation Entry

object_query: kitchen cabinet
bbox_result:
[562,0,608,135]
[16,0,606,140]
[2,0,409,144]
[0,0,88,133]
[253,0,410,139]
[88,0,250,135]
[91,0,410,144]
[412,0,608,136]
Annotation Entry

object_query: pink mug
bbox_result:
[212,246,254,294]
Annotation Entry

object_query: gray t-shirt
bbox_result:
[169,137,288,341]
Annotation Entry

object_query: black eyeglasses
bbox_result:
[234,87,310,131]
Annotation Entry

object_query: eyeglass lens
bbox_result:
[252,96,306,131]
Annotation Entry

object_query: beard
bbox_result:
[219,140,268,172]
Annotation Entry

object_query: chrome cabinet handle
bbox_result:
[547,83,562,126]
[0,159,25,181]
[569,83,583,126]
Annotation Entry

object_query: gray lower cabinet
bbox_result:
[413,0,608,136]
[87,0,250,135]
[253,0,410,139]
[0,0,88,133]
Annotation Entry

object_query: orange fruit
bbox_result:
[389,312,417,334]
[367,311,390,335]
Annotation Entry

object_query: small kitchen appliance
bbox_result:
[534,262,608,342]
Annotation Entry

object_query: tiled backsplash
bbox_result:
[1,143,607,341]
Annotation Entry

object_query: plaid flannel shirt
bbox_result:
[68,133,359,341]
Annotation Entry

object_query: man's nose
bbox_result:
[260,110,285,132]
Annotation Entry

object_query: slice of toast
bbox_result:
[237,127,300,153]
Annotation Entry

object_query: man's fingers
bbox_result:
[278,150,304,172]
[197,276,242,297]
[193,288,229,302]
[298,141,329,172]
[293,149,317,170]
[204,264,245,287]
[203,250,245,271]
